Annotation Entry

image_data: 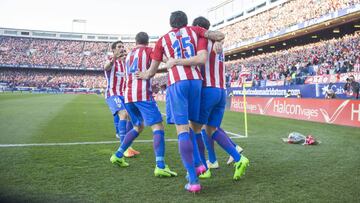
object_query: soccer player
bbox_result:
[110,32,177,178]
[164,16,249,180]
[136,11,224,193]
[104,40,139,158]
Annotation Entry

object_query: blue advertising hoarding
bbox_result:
[227,83,354,99]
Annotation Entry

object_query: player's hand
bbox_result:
[213,41,223,54]
[135,71,150,80]
[164,57,176,70]
[162,55,169,63]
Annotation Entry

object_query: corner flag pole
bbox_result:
[242,80,248,137]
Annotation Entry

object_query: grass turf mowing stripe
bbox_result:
[0,94,78,143]
[1,94,359,202]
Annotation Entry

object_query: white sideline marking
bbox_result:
[0,110,245,148]
[0,136,244,148]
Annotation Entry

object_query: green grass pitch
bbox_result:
[0,93,359,202]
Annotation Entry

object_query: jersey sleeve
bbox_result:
[197,37,208,51]
[191,26,207,38]
[151,38,164,61]
[146,47,153,68]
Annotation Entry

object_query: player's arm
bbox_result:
[204,30,225,42]
[164,36,208,69]
[136,60,161,79]
[104,57,115,71]
[136,38,164,79]
[194,26,225,42]
[155,55,170,73]
[164,50,207,69]
[213,40,224,54]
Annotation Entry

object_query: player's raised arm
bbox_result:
[192,20,225,42]
[104,57,115,71]
[204,30,225,42]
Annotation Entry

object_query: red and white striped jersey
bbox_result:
[202,39,225,89]
[239,65,251,77]
[152,26,208,85]
[104,58,126,98]
[124,46,153,103]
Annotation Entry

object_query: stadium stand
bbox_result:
[218,0,360,48]
[226,32,360,86]
[0,36,141,69]
[0,68,105,89]
[0,0,359,93]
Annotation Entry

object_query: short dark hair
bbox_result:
[170,11,188,28]
[135,32,149,45]
[192,16,210,30]
[111,40,123,50]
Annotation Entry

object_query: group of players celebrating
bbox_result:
[103,10,249,193]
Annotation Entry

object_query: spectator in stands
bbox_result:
[344,75,359,99]
[220,0,357,48]
[325,83,336,99]
[224,33,360,87]
[325,89,336,99]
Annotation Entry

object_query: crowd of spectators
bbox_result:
[0,67,168,92]
[225,33,360,86]
[1,0,359,91]
[1,32,359,90]
[0,37,154,69]
[0,68,105,89]
[219,0,359,48]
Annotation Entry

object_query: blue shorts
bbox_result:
[166,80,202,125]
[106,95,126,116]
[166,89,175,124]
[198,87,226,128]
[125,100,163,127]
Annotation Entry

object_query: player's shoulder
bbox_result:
[187,25,206,33]
[145,46,153,52]
[136,46,152,53]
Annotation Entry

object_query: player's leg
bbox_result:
[186,80,205,191]
[106,95,123,139]
[189,122,206,175]
[110,102,144,167]
[119,110,139,158]
[218,127,244,165]
[125,118,140,156]
[117,109,128,144]
[117,96,139,157]
[201,129,218,168]
[197,87,220,169]
[168,80,199,192]
[137,100,177,177]
[106,96,131,166]
[205,89,249,180]
[114,113,120,138]
[126,119,133,133]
